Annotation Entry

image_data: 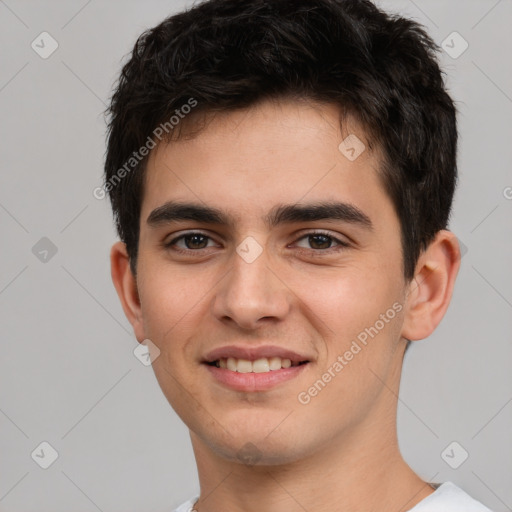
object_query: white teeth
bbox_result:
[252,358,270,373]
[236,359,253,374]
[269,356,282,370]
[214,356,302,373]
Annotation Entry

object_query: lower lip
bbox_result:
[203,363,309,391]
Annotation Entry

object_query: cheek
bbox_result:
[289,264,404,386]
[138,264,206,343]
[291,264,399,334]
[137,267,211,416]
[293,274,404,428]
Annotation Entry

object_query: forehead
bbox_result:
[140,98,393,230]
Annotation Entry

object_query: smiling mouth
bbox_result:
[206,357,310,373]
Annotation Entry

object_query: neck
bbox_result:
[189,404,434,512]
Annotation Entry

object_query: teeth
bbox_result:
[253,358,269,373]
[269,356,282,370]
[236,359,252,373]
[215,356,301,373]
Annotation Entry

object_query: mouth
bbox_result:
[201,347,312,391]
[205,356,309,373]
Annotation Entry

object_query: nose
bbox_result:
[211,243,291,330]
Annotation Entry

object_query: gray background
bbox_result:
[0,0,511,511]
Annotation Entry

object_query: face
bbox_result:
[133,99,410,465]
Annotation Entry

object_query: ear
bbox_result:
[110,241,146,342]
[401,230,461,341]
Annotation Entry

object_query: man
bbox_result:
[104,0,492,510]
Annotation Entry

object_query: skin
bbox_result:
[111,98,461,512]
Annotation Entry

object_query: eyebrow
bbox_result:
[146,200,373,231]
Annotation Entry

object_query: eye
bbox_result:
[164,232,218,252]
[163,230,349,256]
[293,231,349,251]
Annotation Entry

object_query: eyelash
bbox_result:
[163,230,350,256]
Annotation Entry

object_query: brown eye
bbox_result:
[293,231,350,252]
[308,234,333,250]
[165,232,217,252]
[182,233,209,249]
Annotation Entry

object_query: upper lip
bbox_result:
[202,345,312,364]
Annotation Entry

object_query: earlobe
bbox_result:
[110,241,146,342]
[401,230,461,342]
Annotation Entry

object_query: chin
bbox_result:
[201,427,312,467]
